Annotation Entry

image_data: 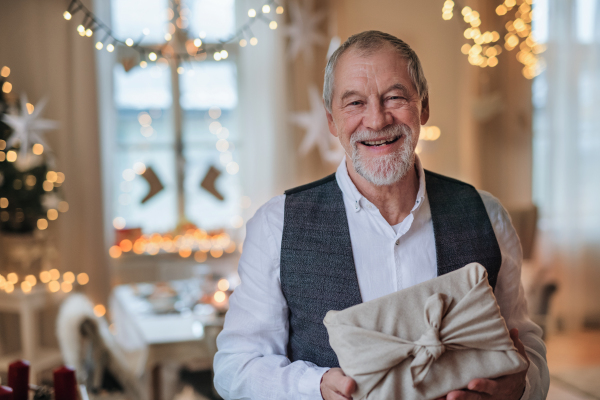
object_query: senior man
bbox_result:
[214,31,549,400]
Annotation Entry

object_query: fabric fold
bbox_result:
[324,263,529,400]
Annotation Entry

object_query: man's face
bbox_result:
[326,44,429,186]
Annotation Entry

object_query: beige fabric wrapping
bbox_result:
[323,263,529,400]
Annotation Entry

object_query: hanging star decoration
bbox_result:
[2,94,58,160]
[290,85,345,164]
[283,0,327,65]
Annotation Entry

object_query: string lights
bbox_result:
[416,125,442,154]
[62,0,284,66]
[0,269,89,294]
[1,66,11,95]
[442,0,544,78]
[108,229,242,261]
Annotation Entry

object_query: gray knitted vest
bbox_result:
[280,170,502,368]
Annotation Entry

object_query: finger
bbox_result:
[509,329,521,349]
[446,390,483,400]
[509,328,530,364]
[339,376,356,396]
[325,389,352,400]
[467,378,497,395]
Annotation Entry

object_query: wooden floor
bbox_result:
[545,330,600,400]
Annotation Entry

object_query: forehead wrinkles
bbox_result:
[336,52,408,99]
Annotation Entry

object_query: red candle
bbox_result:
[0,386,13,400]
[7,360,29,400]
[53,366,77,400]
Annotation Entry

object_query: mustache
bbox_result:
[350,124,412,146]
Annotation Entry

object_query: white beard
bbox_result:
[350,124,415,186]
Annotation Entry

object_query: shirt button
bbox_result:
[395,239,400,245]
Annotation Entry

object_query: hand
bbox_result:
[320,368,356,400]
[436,329,530,400]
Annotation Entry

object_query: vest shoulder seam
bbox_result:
[424,169,475,189]
[284,173,337,195]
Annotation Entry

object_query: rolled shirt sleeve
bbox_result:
[213,196,329,400]
[480,190,550,400]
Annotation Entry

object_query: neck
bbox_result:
[345,157,420,226]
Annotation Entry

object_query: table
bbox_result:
[110,278,229,400]
[0,286,64,383]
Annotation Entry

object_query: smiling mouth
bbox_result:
[360,136,401,147]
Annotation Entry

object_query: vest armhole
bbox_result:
[284,173,337,195]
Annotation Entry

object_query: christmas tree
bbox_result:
[0,70,66,234]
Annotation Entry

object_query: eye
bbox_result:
[346,100,362,107]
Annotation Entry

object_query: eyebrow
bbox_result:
[385,83,410,97]
[339,83,411,104]
[340,90,362,103]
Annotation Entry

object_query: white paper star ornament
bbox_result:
[290,85,345,164]
[283,0,328,65]
[2,94,59,159]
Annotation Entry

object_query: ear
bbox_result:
[325,106,339,138]
[420,96,430,126]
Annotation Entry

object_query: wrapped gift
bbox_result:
[323,263,528,400]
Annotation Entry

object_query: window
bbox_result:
[109,0,243,235]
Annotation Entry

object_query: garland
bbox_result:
[63,0,284,64]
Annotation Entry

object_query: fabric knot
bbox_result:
[409,293,450,387]
[414,325,445,360]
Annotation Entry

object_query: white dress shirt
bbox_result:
[213,156,549,400]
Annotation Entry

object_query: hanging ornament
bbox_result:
[2,94,58,160]
[140,166,164,203]
[200,165,224,201]
[290,85,345,164]
[282,0,327,65]
[121,57,136,73]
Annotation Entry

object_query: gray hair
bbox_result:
[323,31,429,113]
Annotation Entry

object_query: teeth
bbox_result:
[364,139,390,146]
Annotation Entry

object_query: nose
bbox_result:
[363,100,393,132]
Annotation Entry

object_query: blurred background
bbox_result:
[0,0,599,399]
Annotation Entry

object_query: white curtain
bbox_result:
[533,0,600,329]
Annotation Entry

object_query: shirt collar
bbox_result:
[335,155,427,213]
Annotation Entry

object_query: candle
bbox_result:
[0,386,13,400]
[7,360,29,400]
[53,366,77,400]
